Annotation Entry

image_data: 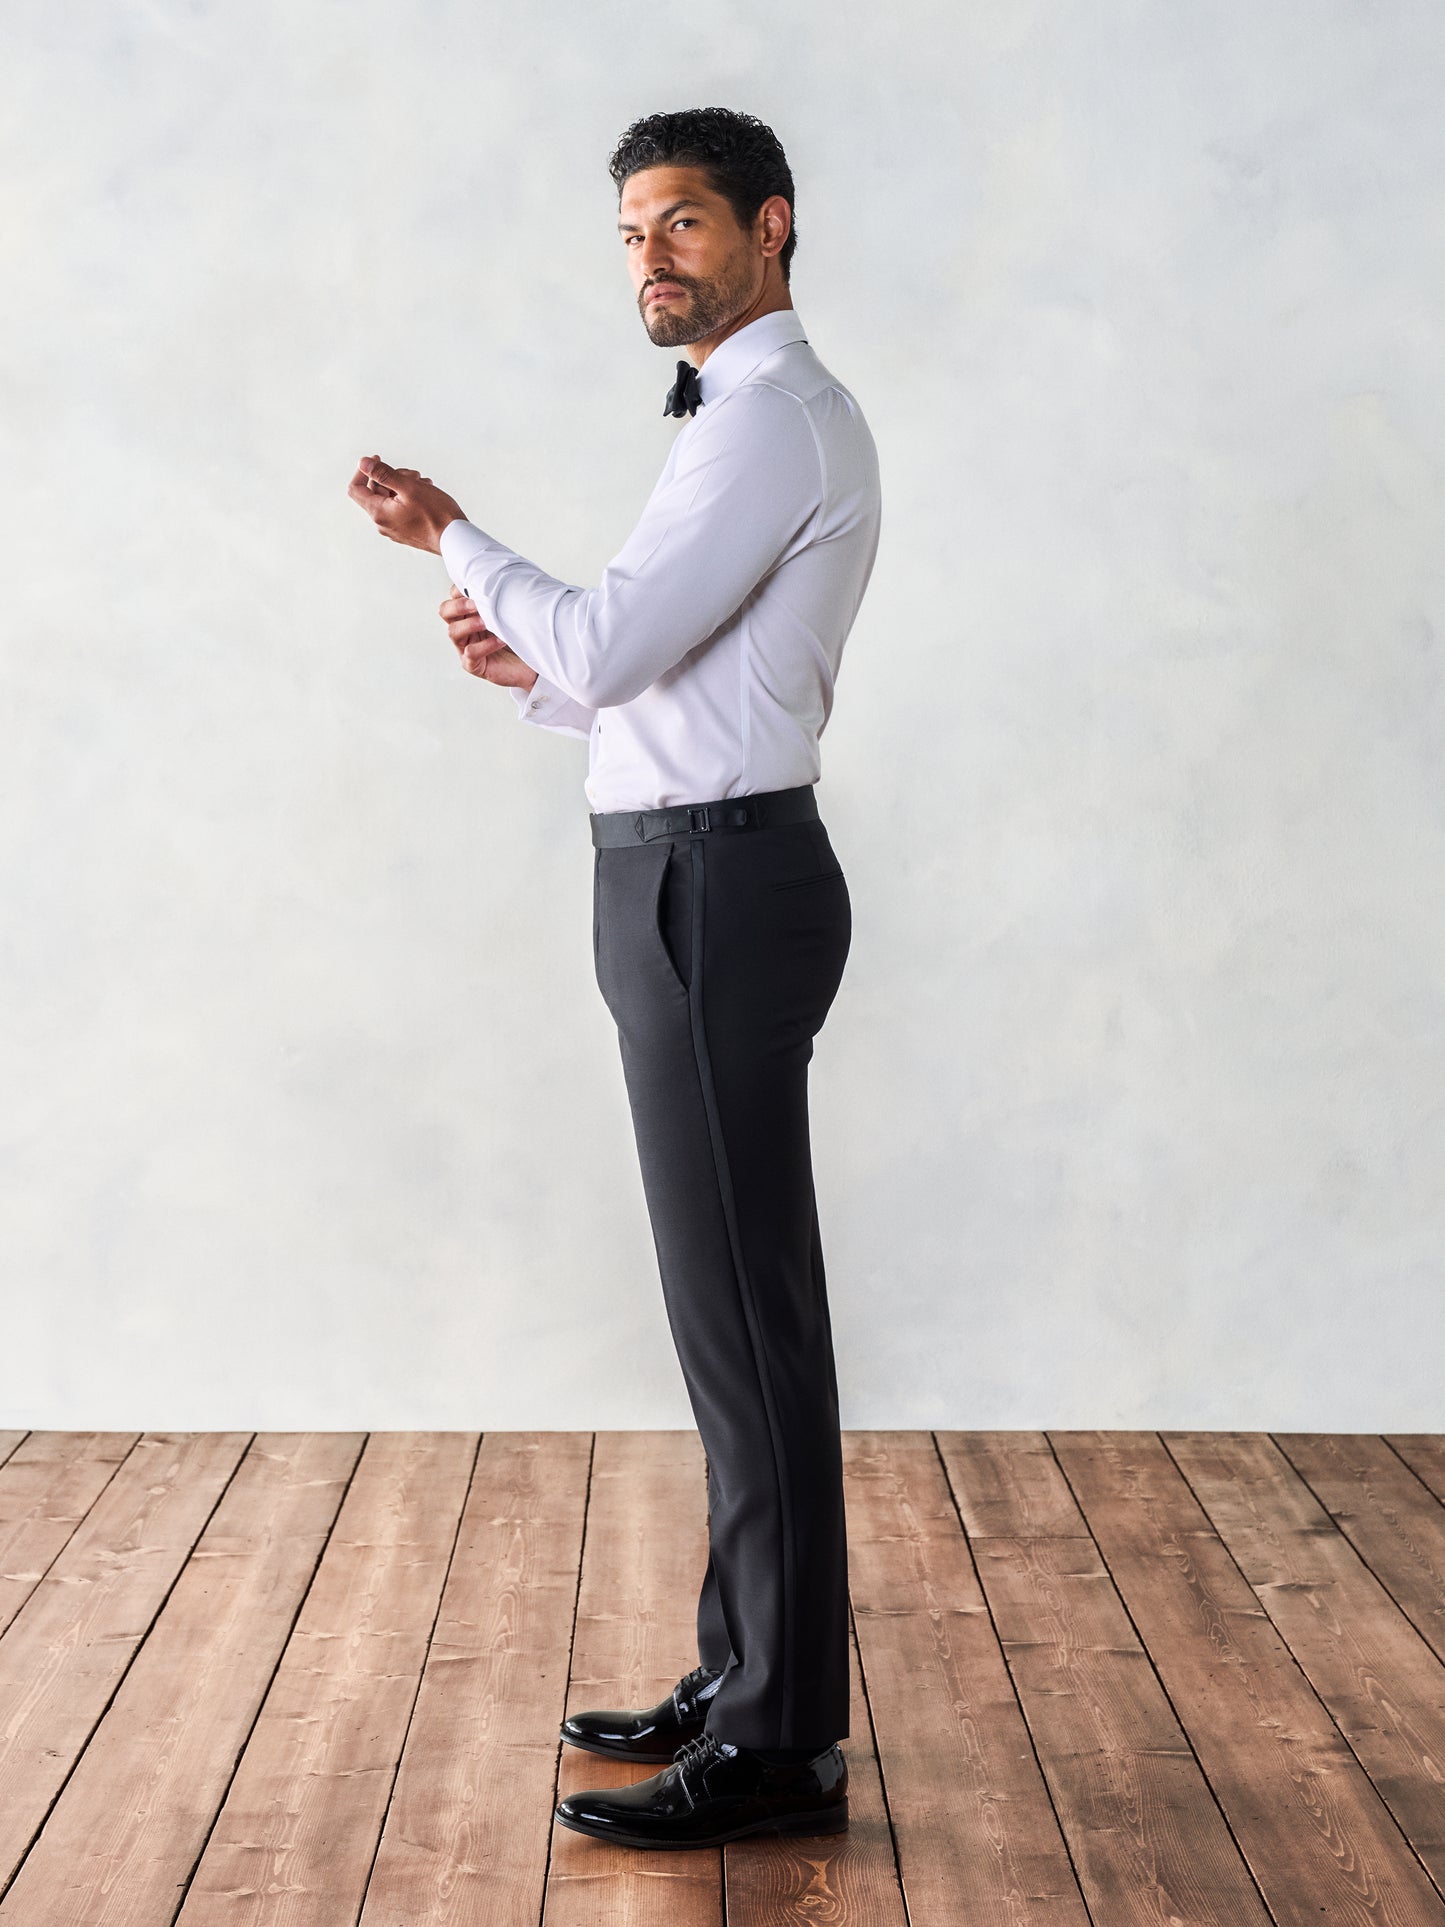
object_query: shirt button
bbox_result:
[529,699,541,709]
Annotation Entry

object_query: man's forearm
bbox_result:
[436,387,823,711]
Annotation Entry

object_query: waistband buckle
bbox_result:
[687,804,712,835]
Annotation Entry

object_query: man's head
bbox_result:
[608,108,796,350]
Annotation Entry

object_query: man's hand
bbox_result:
[348,454,466,554]
[441,585,539,691]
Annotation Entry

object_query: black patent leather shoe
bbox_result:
[553,1732,848,1850]
[559,1663,724,1764]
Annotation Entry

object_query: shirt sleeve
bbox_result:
[509,672,597,740]
[437,383,824,711]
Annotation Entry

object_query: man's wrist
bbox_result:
[433,513,470,555]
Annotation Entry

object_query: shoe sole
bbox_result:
[552,1803,849,1849]
[559,1730,694,1765]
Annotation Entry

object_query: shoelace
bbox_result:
[675,1663,719,1708]
[673,1730,727,1796]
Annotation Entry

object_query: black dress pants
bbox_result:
[591,786,853,1749]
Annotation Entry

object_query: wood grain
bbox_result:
[176,1431,478,1927]
[844,1430,1090,1926]
[940,1429,1273,1925]
[0,1431,138,1637]
[723,1611,908,1927]
[358,1431,591,1927]
[1166,1429,1445,1891]
[0,1433,362,1926]
[1275,1432,1445,1663]
[545,1429,720,1927]
[1052,1429,1445,1926]
[0,1430,251,1891]
[1,1429,1440,1923]
[1389,1436,1445,1508]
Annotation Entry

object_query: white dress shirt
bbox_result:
[438,306,881,813]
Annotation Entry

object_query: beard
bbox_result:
[641,253,756,346]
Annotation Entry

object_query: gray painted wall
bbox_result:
[4,1,1441,1430]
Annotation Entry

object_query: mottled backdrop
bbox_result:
[3,0,1441,1427]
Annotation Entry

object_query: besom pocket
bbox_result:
[652,843,692,991]
[769,865,845,891]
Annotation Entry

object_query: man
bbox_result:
[347,106,881,1851]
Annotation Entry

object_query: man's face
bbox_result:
[618,164,762,347]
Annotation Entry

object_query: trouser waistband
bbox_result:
[589,783,819,848]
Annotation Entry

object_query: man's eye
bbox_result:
[624,219,694,244]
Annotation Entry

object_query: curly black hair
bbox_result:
[607,107,797,284]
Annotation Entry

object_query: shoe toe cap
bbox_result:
[561,1706,676,1751]
[555,1788,631,1831]
[560,1710,627,1742]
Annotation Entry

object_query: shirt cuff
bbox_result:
[513,673,582,724]
[444,519,593,736]
[439,516,510,591]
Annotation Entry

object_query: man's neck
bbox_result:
[689,290,794,368]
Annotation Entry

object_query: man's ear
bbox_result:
[757,194,791,260]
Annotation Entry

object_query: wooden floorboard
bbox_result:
[0,1432,138,1638]
[1272,1433,1445,1664]
[0,1430,1439,1926]
[0,1431,251,1894]
[360,1431,591,1927]
[0,1433,362,1927]
[1388,1436,1445,1510]
[178,1431,479,1926]
[1166,1431,1445,1895]
[546,1428,720,1926]
[847,1431,1090,1925]
[718,1611,909,1927]
[940,1430,1274,1926]
[1052,1430,1445,1926]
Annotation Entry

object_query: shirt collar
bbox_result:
[692,308,808,409]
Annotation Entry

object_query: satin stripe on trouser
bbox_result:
[592,806,853,1750]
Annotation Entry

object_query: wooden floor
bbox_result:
[1,1431,1443,1924]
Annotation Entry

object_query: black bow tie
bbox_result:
[663,359,703,419]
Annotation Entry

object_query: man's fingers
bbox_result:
[356,455,402,497]
[347,468,387,503]
[462,635,505,666]
[441,588,483,643]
